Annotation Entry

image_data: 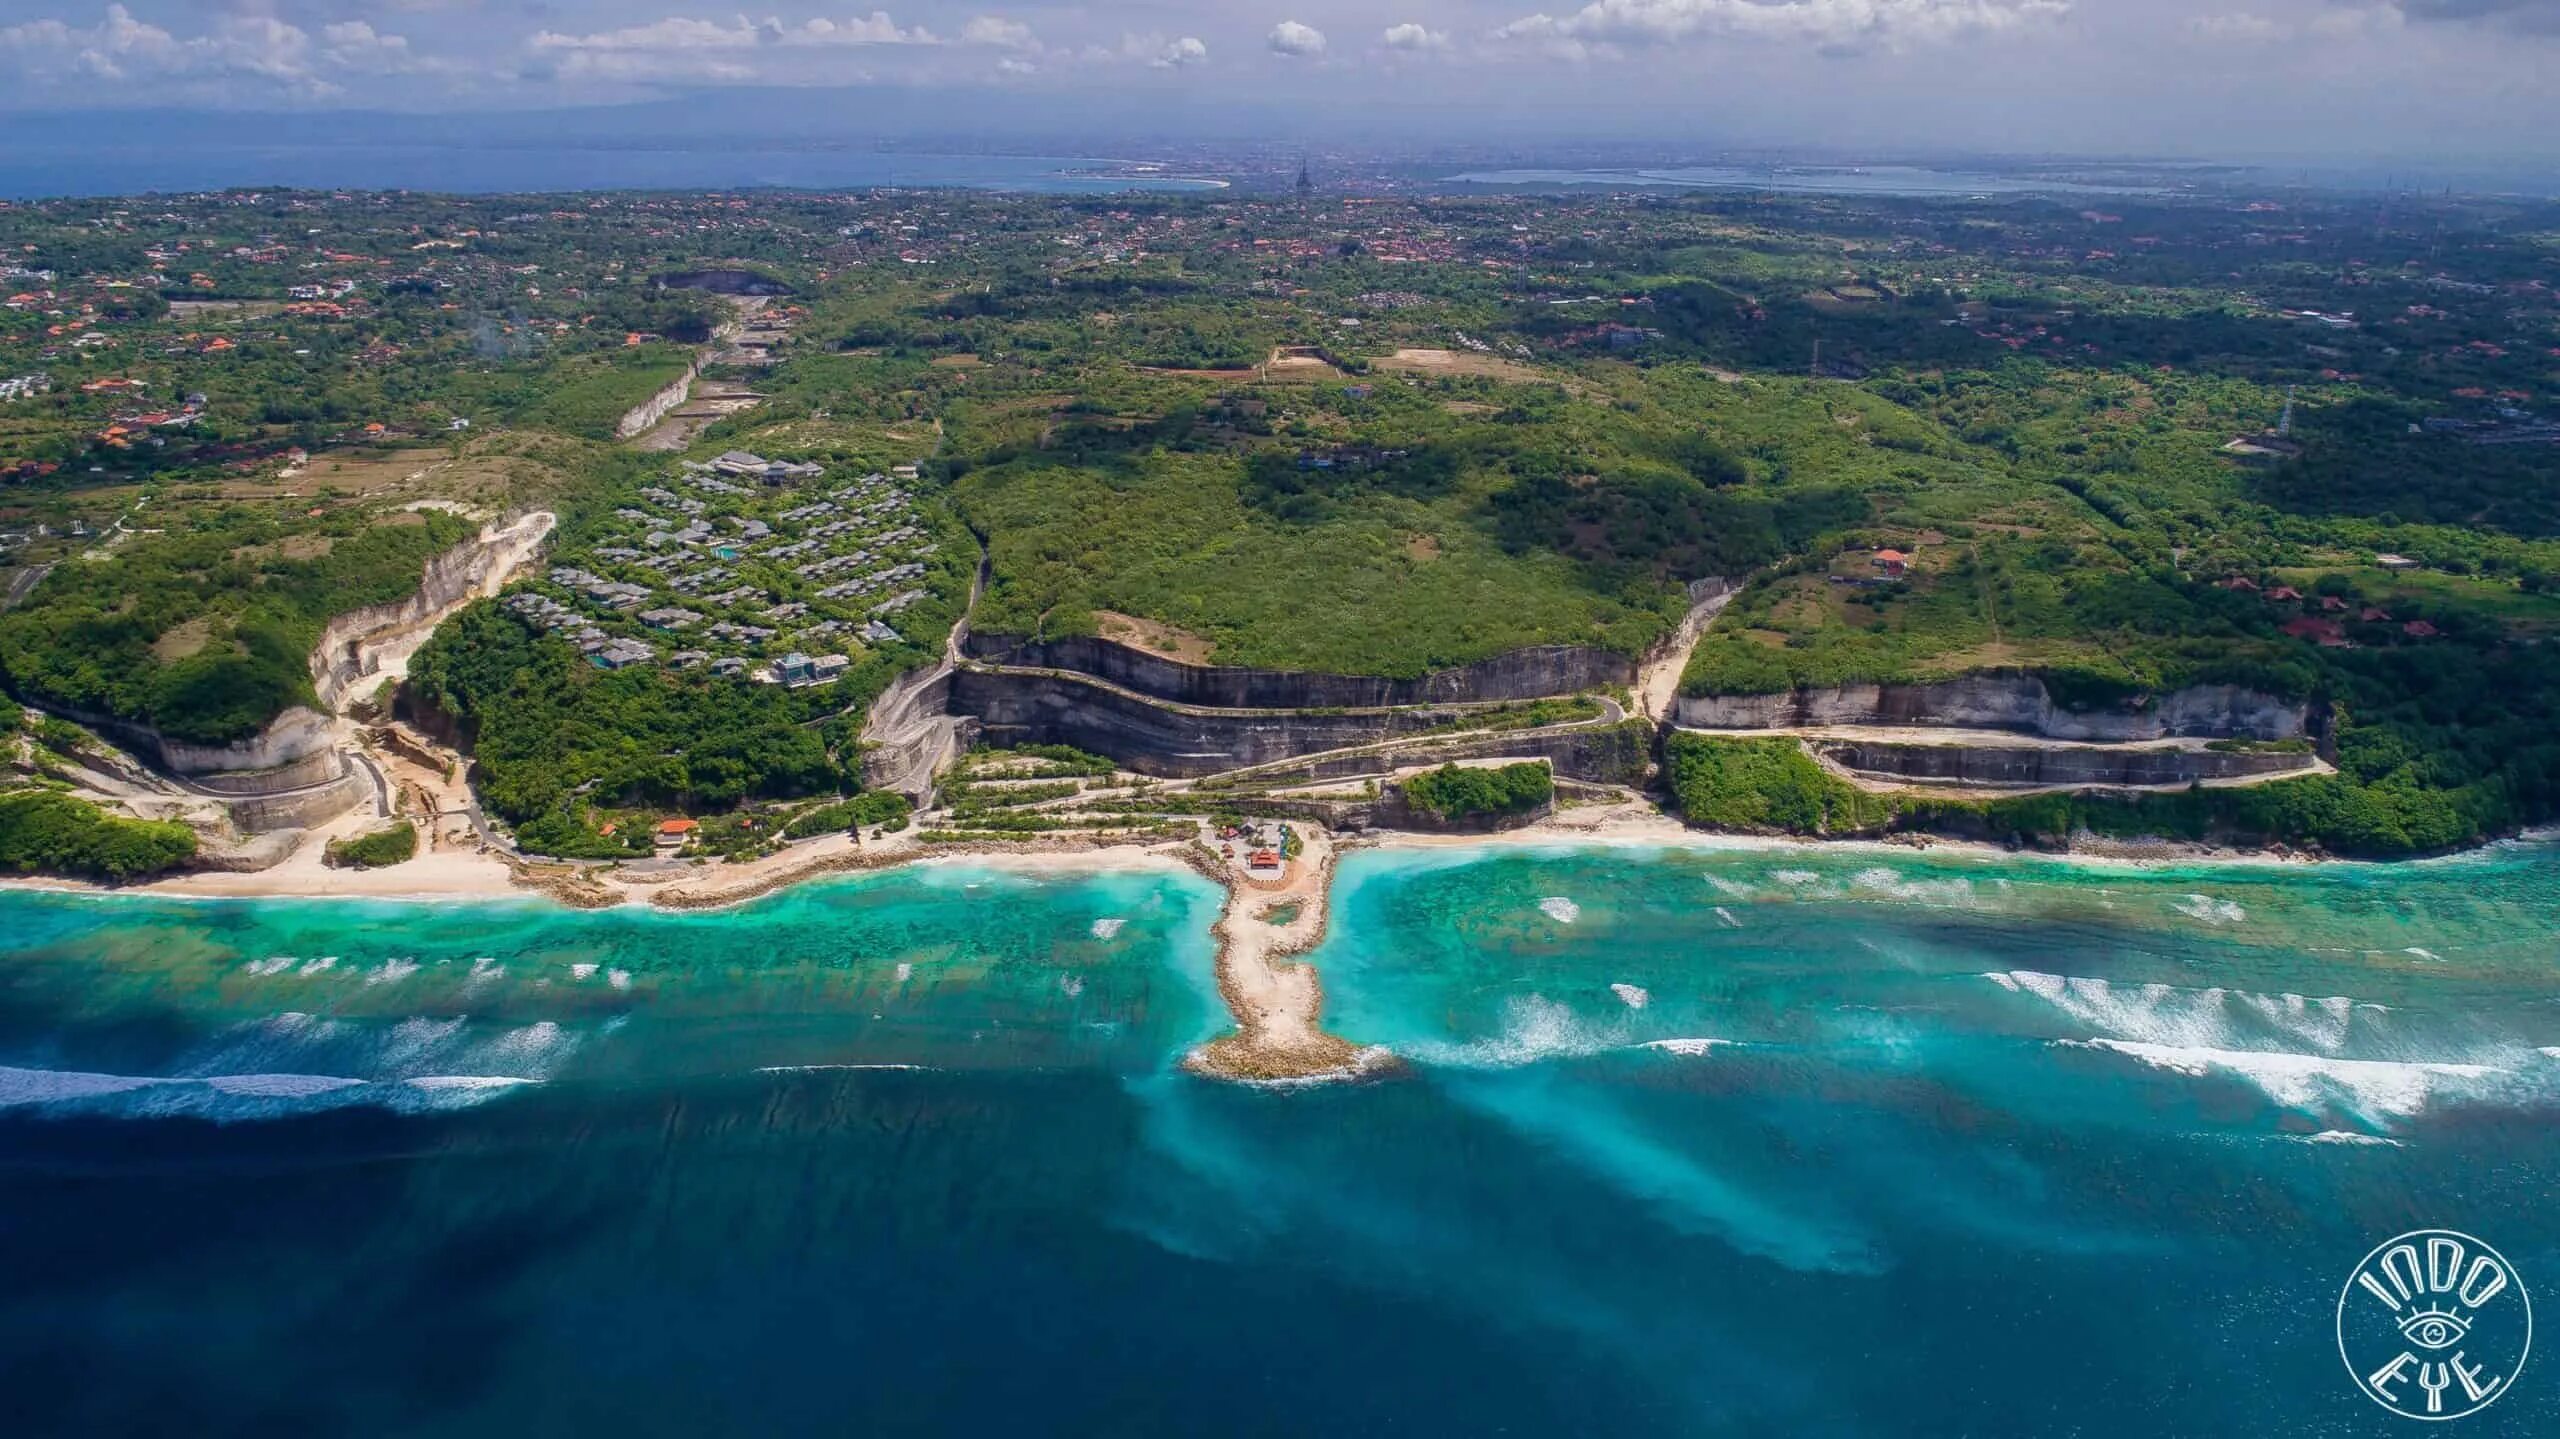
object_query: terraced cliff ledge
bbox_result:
[1676,673,2307,743]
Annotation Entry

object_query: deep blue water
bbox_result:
[3,844,2558,1434]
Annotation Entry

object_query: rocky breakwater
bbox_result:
[1181,825,1389,1085]
[1677,673,2308,743]
[312,512,555,711]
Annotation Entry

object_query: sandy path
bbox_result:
[1637,585,1736,723]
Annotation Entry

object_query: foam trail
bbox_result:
[1445,1074,1882,1275]
[1405,995,1621,1070]
[1713,906,1742,929]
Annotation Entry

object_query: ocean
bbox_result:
[3,842,2557,1435]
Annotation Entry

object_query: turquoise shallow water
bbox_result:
[3,843,2558,1434]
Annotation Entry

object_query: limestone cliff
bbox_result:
[311,511,555,712]
[949,668,1471,779]
[1813,739,2316,789]
[1676,674,2306,743]
[963,633,1632,710]
[615,362,703,440]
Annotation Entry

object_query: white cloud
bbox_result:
[1383,22,1451,50]
[0,4,432,99]
[529,12,939,55]
[1492,0,2072,51]
[2189,12,2284,39]
[1268,20,1329,57]
[1148,34,1210,67]
[961,17,1037,50]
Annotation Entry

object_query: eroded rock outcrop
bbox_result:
[1676,674,2306,742]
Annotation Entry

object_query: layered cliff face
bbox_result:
[311,512,555,712]
[964,633,1633,710]
[1813,739,2316,789]
[859,662,980,804]
[949,669,1468,779]
[1676,674,2307,743]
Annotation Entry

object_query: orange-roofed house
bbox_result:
[1870,549,1909,578]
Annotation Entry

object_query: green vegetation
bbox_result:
[1682,539,2315,702]
[408,602,887,855]
[1402,762,1556,822]
[782,792,913,839]
[0,508,472,743]
[1661,732,2514,859]
[954,449,1682,675]
[12,179,2560,864]
[326,821,418,869]
[511,345,697,440]
[0,790,196,881]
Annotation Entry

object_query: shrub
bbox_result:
[327,821,419,869]
[1402,762,1554,821]
[0,791,197,881]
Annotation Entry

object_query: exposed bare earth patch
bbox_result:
[151,617,213,663]
[1096,609,1218,664]
[1377,347,1549,385]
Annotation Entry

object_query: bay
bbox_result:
[3,841,2556,1433]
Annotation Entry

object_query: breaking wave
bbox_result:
[1091,917,1126,940]
[0,1063,538,1118]
[1611,983,1650,1010]
[1984,970,2372,1054]
[2056,1039,2504,1122]
[2171,894,2247,926]
[1538,897,1581,924]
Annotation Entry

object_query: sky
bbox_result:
[1,2,2557,162]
